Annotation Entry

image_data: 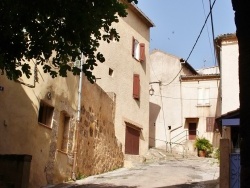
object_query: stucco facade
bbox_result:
[216,34,239,115]
[149,50,220,153]
[215,34,240,188]
[93,3,154,155]
[0,3,153,187]
[0,67,123,186]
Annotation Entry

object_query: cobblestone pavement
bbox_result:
[47,149,220,188]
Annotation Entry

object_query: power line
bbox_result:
[153,94,219,101]
[209,0,217,67]
[186,0,217,62]
[201,0,214,66]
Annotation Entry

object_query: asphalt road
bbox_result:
[50,154,219,188]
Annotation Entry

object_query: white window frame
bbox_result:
[197,87,210,106]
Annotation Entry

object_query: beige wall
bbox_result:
[220,40,239,114]
[92,6,152,155]
[181,79,221,147]
[0,68,124,187]
[149,50,221,152]
[0,69,78,187]
[149,50,193,150]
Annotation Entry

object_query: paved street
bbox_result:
[49,150,219,188]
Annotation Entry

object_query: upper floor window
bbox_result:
[197,88,210,106]
[132,37,145,62]
[38,101,54,127]
[133,74,140,100]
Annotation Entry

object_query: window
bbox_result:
[38,101,54,127]
[133,74,140,100]
[57,112,70,152]
[197,88,210,106]
[109,68,114,77]
[132,37,145,62]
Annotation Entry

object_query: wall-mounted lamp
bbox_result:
[149,85,154,96]
[149,81,161,96]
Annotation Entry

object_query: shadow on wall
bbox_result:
[212,81,222,148]
[149,102,161,148]
[0,75,50,187]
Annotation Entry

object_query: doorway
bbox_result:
[189,123,197,140]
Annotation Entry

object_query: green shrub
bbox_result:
[194,137,213,154]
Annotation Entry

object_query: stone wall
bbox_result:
[75,78,124,177]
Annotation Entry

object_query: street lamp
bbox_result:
[149,85,154,96]
[149,81,161,96]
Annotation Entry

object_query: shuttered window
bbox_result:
[197,88,210,106]
[132,37,145,62]
[206,117,215,132]
[38,102,54,127]
[133,74,140,100]
[139,43,145,62]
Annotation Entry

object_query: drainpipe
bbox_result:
[72,53,84,180]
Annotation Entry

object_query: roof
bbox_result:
[216,108,240,121]
[127,2,155,27]
[215,33,238,67]
[181,61,198,75]
[180,73,220,81]
[215,33,237,45]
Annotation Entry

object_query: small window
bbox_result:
[109,68,114,77]
[133,74,140,100]
[197,88,210,106]
[132,37,145,62]
[38,101,54,127]
[57,112,70,152]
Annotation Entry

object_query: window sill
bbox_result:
[38,123,52,130]
[196,104,211,107]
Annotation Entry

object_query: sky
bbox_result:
[137,0,236,70]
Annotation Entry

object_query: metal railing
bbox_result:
[169,130,199,153]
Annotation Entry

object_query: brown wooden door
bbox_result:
[189,123,197,140]
[125,126,140,155]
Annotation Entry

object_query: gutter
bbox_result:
[72,53,84,180]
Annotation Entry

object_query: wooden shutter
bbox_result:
[206,117,215,132]
[133,74,140,99]
[132,37,135,57]
[139,43,145,62]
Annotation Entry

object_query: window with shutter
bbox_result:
[132,37,144,62]
[197,88,210,106]
[133,74,140,100]
[38,101,54,127]
[206,117,215,132]
[139,43,145,62]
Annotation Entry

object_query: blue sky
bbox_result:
[137,0,236,69]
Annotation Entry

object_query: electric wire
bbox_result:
[202,0,214,66]
[160,0,217,87]
[209,0,217,67]
[152,94,218,100]
[161,67,183,86]
[186,0,217,62]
